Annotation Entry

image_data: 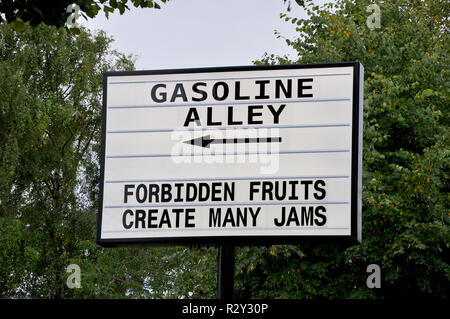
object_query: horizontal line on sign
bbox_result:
[107,98,351,109]
[104,175,350,183]
[107,123,351,134]
[108,72,352,85]
[105,149,350,159]
[102,226,350,233]
[104,200,350,209]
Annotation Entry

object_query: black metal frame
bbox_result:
[97,62,363,248]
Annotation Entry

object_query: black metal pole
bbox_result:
[217,244,235,299]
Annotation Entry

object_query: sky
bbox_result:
[82,0,327,70]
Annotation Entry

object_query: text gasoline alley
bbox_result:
[120,180,328,229]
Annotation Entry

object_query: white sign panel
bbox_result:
[97,63,363,246]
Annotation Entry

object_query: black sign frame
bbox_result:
[97,62,363,247]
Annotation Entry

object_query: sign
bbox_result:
[97,63,363,246]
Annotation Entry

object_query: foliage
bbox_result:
[237,0,449,298]
[0,0,169,31]
[1,0,448,299]
[284,0,306,12]
[0,0,305,32]
[0,23,118,297]
[0,22,220,299]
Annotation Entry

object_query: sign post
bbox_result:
[217,245,235,299]
[97,62,364,298]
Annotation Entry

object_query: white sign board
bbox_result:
[97,63,363,246]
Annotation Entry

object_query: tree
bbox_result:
[0,0,169,30]
[0,23,219,299]
[284,0,306,12]
[2,0,447,300]
[0,0,306,31]
[0,23,131,298]
[234,0,449,298]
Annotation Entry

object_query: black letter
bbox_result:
[186,183,198,201]
[274,207,286,226]
[185,208,196,227]
[288,181,299,200]
[228,106,243,125]
[301,206,314,226]
[136,184,147,203]
[287,207,300,226]
[207,107,222,126]
[211,182,222,201]
[314,206,327,226]
[262,181,274,200]
[151,84,167,103]
[174,183,184,202]
[148,184,160,203]
[248,105,263,125]
[224,182,235,201]
[235,81,250,100]
[124,184,135,204]
[172,209,183,227]
[198,183,210,202]
[236,208,247,227]
[192,82,207,101]
[274,181,287,200]
[301,180,313,200]
[135,209,146,228]
[255,80,270,99]
[275,79,292,99]
[298,78,313,98]
[209,208,221,227]
[183,108,201,126]
[249,182,260,200]
[122,209,134,229]
[159,209,172,228]
[314,180,326,200]
[212,82,229,101]
[267,104,286,124]
[170,83,188,102]
[161,184,172,202]
[148,209,158,228]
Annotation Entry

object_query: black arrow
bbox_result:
[183,135,282,148]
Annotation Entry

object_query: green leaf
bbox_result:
[10,19,26,32]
